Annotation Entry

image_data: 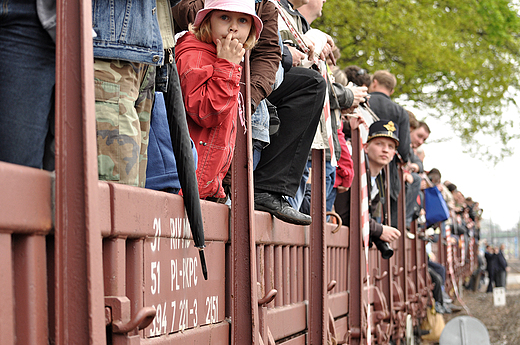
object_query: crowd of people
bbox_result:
[2,0,490,311]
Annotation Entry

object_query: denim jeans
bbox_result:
[287,163,310,210]
[253,146,262,171]
[325,161,337,212]
[0,0,55,169]
[289,160,337,215]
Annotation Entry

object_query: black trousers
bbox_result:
[429,267,443,304]
[334,189,351,226]
[495,270,506,288]
[428,260,446,285]
[254,67,326,197]
[486,270,495,292]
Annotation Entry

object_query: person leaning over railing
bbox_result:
[403,112,428,233]
[452,186,470,240]
[173,0,282,203]
[298,66,366,217]
[330,68,357,197]
[334,120,402,258]
[174,0,262,201]
[464,197,482,241]
[367,70,411,228]
[250,0,328,226]
[288,0,368,216]
[174,0,329,225]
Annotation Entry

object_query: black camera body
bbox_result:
[372,237,394,259]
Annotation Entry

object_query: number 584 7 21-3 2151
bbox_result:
[148,295,219,337]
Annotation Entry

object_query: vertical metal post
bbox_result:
[54,0,106,342]
[380,246,393,334]
[348,129,363,345]
[439,230,446,268]
[397,166,408,302]
[410,222,419,302]
[309,148,327,344]
[381,165,395,336]
[230,51,258,344]
[416,220,428,309]
[397,164,406,232]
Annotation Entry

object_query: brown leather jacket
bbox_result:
[172,0,282,108]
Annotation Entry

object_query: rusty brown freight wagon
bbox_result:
[0,1,476,344]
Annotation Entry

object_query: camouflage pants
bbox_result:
[94,59,155,187]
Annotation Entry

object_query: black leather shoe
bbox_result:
[254,192,312,226]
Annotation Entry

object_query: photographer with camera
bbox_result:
[335,120,401,258]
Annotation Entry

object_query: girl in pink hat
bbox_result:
[175,0,262,200]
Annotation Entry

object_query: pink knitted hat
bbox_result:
[193,0,263,39]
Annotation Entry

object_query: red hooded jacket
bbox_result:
[175,32,242,198]
[334,120,354,189]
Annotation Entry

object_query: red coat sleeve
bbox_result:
[175,34,242,129]
[334,121,354,188]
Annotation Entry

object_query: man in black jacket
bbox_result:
[485,244,498,293]
[368,70,410,227]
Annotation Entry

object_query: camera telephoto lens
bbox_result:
[374,238,394,259]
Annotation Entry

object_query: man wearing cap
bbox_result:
[335,120,401,253]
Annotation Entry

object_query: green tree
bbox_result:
[314,0,520,162]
